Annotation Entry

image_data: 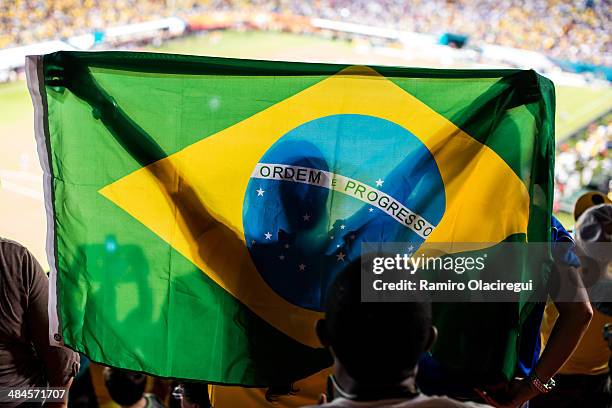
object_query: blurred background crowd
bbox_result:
[555,113,611,212]
[1,0,168,47]
[1,0,611,65]
[272,0,612,65]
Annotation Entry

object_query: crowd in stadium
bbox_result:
[0,0,174,48]
[555,115,611,209]
[271,0,612,66]
[1,0,611,66]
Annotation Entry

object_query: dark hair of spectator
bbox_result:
[103,368,146,406]
[182,382,211,407]
[323,258,432,384]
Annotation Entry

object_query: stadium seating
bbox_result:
[1,0,610,66]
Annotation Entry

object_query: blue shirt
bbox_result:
[516,216,579,377]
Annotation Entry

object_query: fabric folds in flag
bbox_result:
[26,51,554,387]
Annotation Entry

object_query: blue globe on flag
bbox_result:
[243,114,446,311]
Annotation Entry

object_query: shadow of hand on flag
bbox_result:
[46,54,334,384]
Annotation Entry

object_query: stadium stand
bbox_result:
[286,0,611,66]
[1,0,610,66]
[0,0,177,48]
[555,113,612,212]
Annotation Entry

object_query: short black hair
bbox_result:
[324,259,432,384]
[103,368,146,406]
[181,382,211,407]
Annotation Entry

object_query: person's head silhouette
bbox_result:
[316,259,436,394]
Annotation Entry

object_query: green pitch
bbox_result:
[556,85,612,140]
[153,30,356,59]
[0,80,34,169]
[0,80,32,126]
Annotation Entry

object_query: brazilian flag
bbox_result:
[27,52,554,390]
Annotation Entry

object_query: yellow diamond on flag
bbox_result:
[99,66,529,348]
